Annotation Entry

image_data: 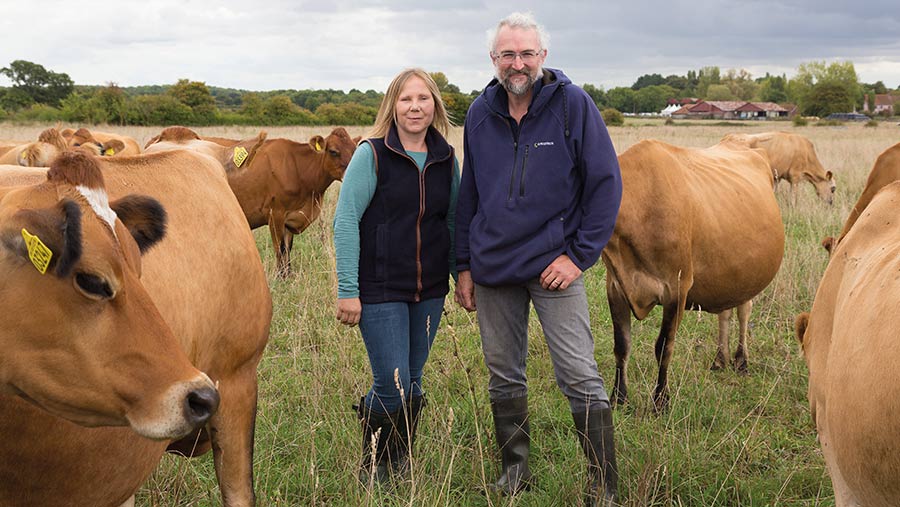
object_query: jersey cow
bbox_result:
[602,139,784,410]
[0,149,272,506]
[722,131,835,204]
[148,126,358,277]
[0,127,88,166]
[61,127,142,156]
[822,141,900,254]
[0,152,218,438]
[796,181,900,507]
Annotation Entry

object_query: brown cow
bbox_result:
[822,141,900,254]
[796,180,900,506]
[0,127,97,166]
[0,152,218,438]
[61,127,142,156]
[0,149,272,506]
[603,139,784,410]
[224,128,358,276]
[159,127,358,276]
[143,125,268,174]
[722,131,836,204]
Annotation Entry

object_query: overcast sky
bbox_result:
[3,1,899,95]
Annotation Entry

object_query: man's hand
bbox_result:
[336,297,362,326]
[454,270,477,311]
[540,254,582,291]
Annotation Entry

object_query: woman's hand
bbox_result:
[336,297,362,326]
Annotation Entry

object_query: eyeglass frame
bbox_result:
[491,49,545,64]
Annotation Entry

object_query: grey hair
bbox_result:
[487,11,550,53]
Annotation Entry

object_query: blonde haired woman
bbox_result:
[333,68,459,486]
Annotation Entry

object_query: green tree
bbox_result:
[696,66,721,98]
[606,87,635,113]
[582,83,607,109]
[132,94,193,125]
[169,79,217,124]
[707,84,737,101]
[0,60,74,107]
[788,60,861,112]
[634,84,676,113]
[0,87,34,111]
[757,74,789,103]
[722,68,758,100]
[804,81,853,117]
[631,73,665,90]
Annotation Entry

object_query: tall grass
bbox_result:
[4,121,898,506]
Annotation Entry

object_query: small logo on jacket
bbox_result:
[533,141,555,148]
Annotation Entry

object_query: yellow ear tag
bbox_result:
[233,146,249,168]
[315,140,322,152]
[21,228,53,275]
[103,148,116,156]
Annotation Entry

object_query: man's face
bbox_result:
[492,26,546,96]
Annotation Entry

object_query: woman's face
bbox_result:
[395,76,435,138]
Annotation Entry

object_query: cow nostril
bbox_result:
[185,387,220,424]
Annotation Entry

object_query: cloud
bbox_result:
[2,0,898,93]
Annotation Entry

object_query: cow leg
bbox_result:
[790,181,799,206]
[282,231,294,273]
[118,496,135,507]
[268,211,290,278]
[711,308,732,371]
[608,288,632,407]
[653,300,685,412]
[732,300,752,374]
[210,367,259,507]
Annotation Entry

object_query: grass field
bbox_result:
[4,120,900,506]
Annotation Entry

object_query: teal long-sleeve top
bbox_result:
[333,142,461,299]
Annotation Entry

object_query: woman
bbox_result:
[333,68,459,486]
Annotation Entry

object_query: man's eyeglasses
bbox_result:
[493,50,542,64]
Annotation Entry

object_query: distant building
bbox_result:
[863,93,897,114]
[670,100,794,120]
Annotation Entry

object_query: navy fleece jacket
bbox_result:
[456,67,622,286]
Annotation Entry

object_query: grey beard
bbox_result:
[499,68,541,96]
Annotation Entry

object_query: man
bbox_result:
[455,11,622,507]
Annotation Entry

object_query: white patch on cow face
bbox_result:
[76,185,118,237]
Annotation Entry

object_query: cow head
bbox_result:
[311,127,357,181]
[810,170,836,205]
[0,152,219,439]
[13,128,70,167]
[65,128,125,156]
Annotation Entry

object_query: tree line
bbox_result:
[1,60,898,127]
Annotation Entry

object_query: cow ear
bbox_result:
[794,313,810,346]
[1,199,83,278]
[352,136,362,145]
[826,171,833,180]
[143,134,161,150]
[821,236,835,254]
[110,195,167,254]
[60,128,75,140]
[101,139,126,156]
[309,135,325,153]
[223,131,267,172]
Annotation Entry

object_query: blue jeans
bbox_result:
[474,276,610,412]
[359,297,445,414]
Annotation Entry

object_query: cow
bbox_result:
[822,141,900,255]
[0,127,94,166]
[143,125,268,174]
[61,127,142,156]
[211,128,358,276]
[795,180,900,507]
[722,131,836,204]
[0,152,219,438]
[0,148,272,507]
[150,126,358,277]
[602,139,784,411]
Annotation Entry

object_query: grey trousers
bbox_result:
[475,276,610,412]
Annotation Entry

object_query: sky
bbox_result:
[3,1,899,95]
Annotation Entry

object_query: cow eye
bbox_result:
[328,149,339,157]
[75,272,115,300]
